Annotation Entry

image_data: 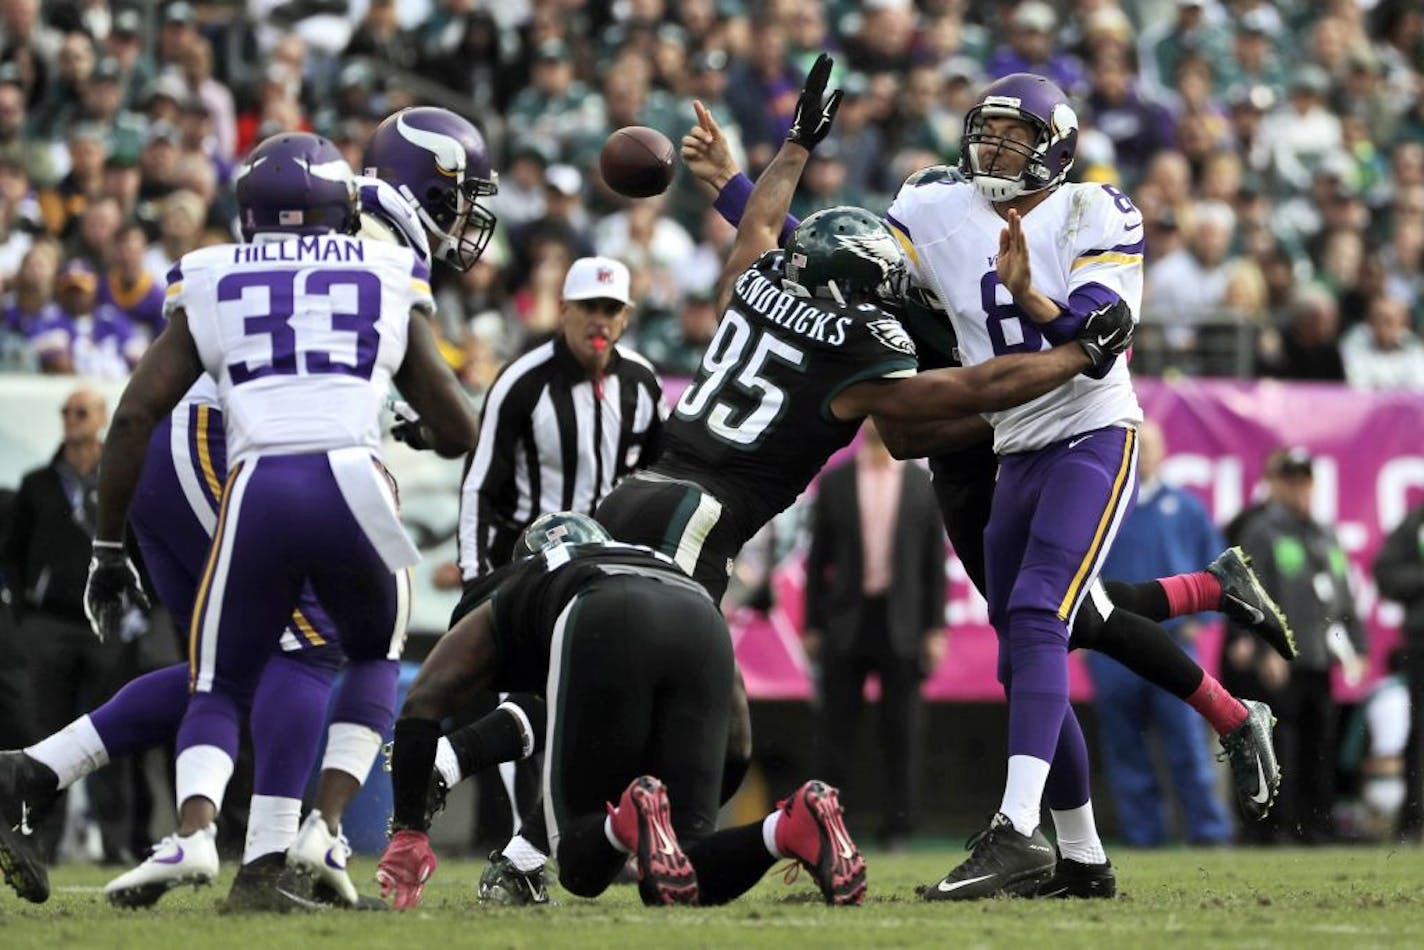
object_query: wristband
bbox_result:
[713,172,755,227]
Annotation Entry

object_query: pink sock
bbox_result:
[1187,673,1248,736]
[1158,571,1222,618]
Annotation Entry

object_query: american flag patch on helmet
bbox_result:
[279,210,305,226]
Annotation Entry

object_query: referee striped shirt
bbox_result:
[458,334,665,579]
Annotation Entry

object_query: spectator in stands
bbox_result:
[1339,294,1424,390]
[1220,9,1287,101]
[34,30,96,138]
[1146,201,1239,348]
[0,238,58,371]
[344,0,419,72]
[38,122,107,239]
[102,152,141,221]
[986,1,1084,95]
[593,194,693,319]
[98,221,165,339]
[726,19,800,161]
[136,122,182,209]
[791,143,862,219]
[103,8,153,111]
[141,189,204,289]
[1083,52,1174,188]
[175,36,236,159]
[0,64,53,187]
[1256,285,1347,381]
[0,183,32,283]
[70,194,121,269]
[1137,0,1230,101]
[76,58,145,165]
[639,289,719,376]
[32,258,140,378]
[507,40,604,165]
[1087,420,1232,847]
[844,0,917,75]
[1258,65,1344,193]
[157,1,198,71]
[0,0,61,73]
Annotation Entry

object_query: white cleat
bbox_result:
[105,826,219,908]
[282,810,359,907]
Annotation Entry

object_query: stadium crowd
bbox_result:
[0,0,1423,871]
[0,0,1421,389]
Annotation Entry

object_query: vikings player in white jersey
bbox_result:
[0,115,500,909]
[884,73,1145,900]
[83,131,478,906]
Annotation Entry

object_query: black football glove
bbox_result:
[84,541,150,642]
[786,53,842,151]
[390,400,434,452]
[1075,298,1135,367]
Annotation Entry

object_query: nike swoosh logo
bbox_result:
[938,874,996,893]
[1096,334,1116,347]
[828,819,856,860]
[1229,595,1266,626]
[155,845,186,865]
[18,801,33,836]
[326,846,347,870]
[652,819,676,856]
[1124,221,1142,231]
[1251,755,1271,805]
[1068,436,1091,449]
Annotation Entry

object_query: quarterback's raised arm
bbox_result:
[716,53,841,311]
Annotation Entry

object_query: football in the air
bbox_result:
[599,126,677,198]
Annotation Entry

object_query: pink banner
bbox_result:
[725,379,1424,701]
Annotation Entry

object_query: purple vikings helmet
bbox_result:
[235,132,359,240]
[959,73,1079,202]
[362,107,498,271]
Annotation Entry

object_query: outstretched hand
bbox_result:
[682,100,738,189]
[997,208,1033,299]
[786,52,842,151]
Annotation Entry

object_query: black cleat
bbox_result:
[1220,699,1281,821]
[1208,547,1297,660]
[1033,856,1116,899]
[919,813,1055,901]
[0,751,58,904]
[478,850,552,906]
[220,853,292,914]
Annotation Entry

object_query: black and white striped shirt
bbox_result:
[458,335,665,579]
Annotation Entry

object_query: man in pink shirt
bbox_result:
[804,420,947,849]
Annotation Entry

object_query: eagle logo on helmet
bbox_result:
[834,230,903,281]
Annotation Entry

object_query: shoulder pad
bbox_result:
[901,164,966,190]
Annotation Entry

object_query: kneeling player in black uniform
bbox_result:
[376,514,866,909]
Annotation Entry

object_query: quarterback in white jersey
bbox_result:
[86,132,478,905]
[887,163,1144,454]
[890,74,1143,902]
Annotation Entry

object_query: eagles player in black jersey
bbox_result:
[594,56,1133,605]
[377,513,868,909]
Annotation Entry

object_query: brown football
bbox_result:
[599,126,677,198]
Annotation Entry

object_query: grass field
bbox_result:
[5,846,1424,948]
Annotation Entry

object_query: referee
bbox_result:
[458,256,665,580]
[454,255,664,853]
